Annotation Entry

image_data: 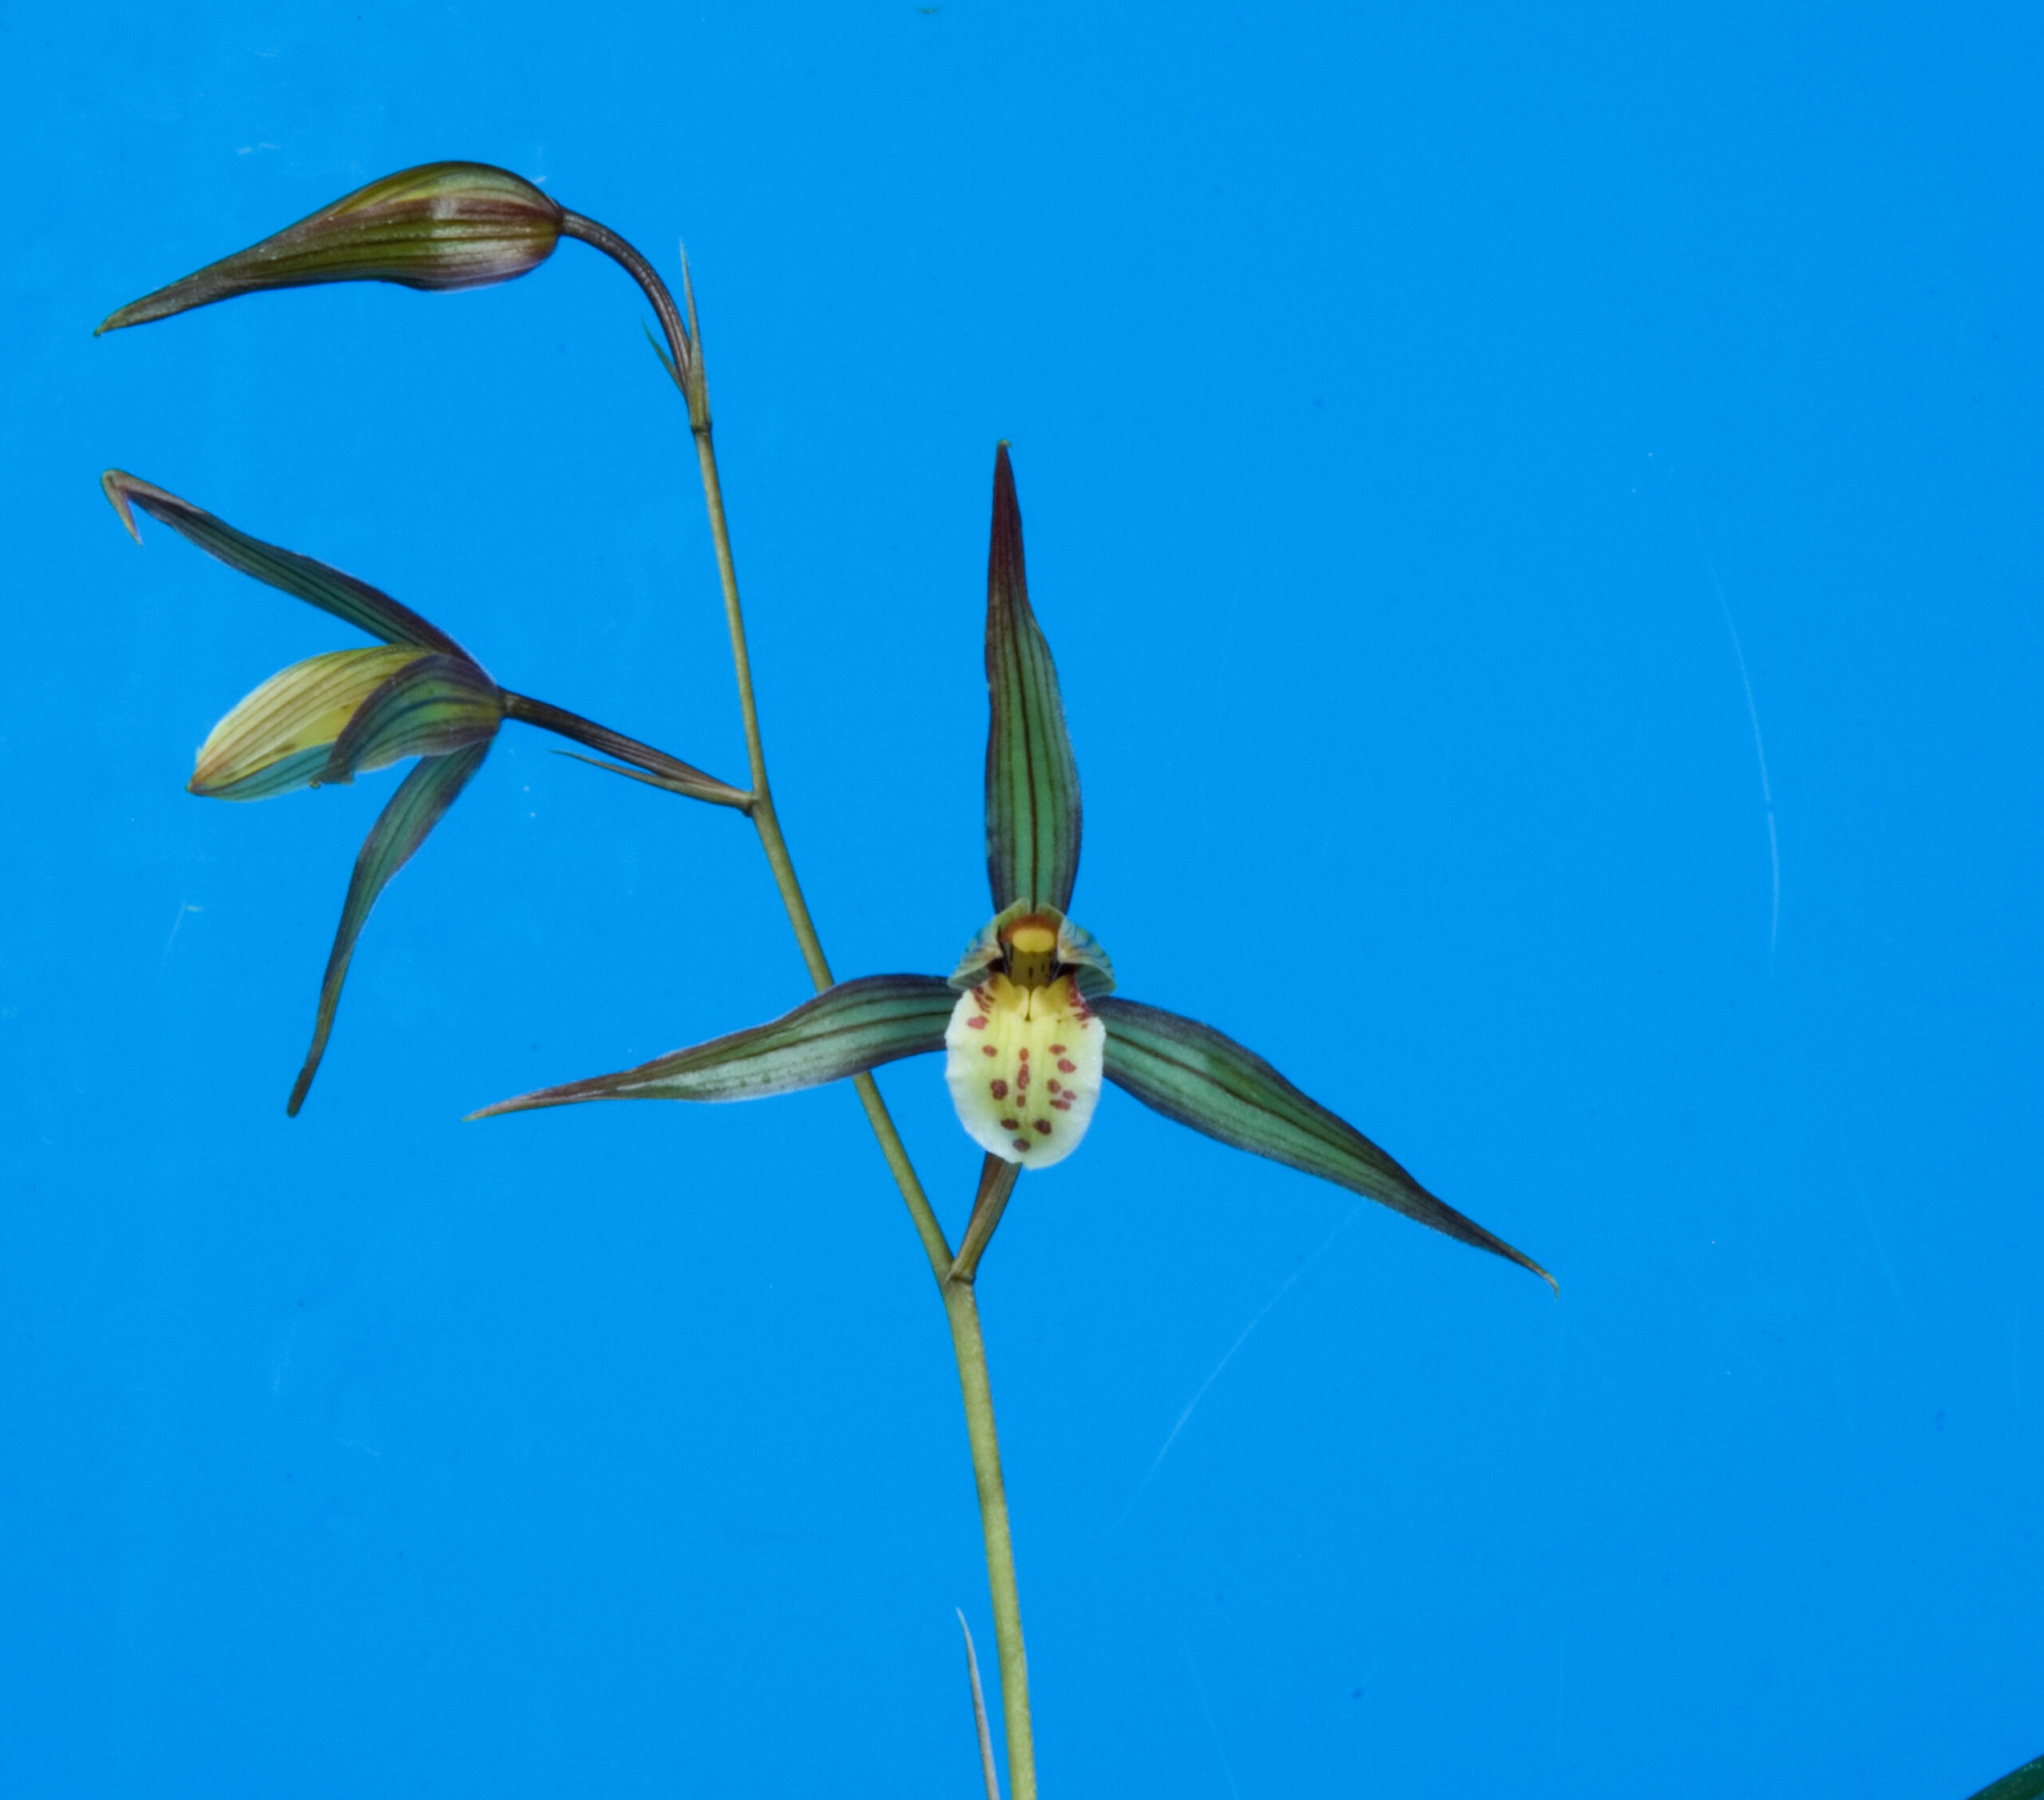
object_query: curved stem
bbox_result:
[558,211,694,398]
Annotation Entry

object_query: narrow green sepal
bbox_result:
[103,471,465,654]
[97,162,563,334]
[470,975,957,1118]
[1091,996,1555,1289]
[288,740,490,1116]
[323,652,503,785]
[983,443,1082,916]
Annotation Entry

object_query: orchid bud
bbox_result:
[192,646,503,801]
[97,162,563,335]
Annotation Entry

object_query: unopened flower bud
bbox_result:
[98,162,563,334]
[192,645,502,800]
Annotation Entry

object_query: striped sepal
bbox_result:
[983,444,1081,915]
[472,975,958,1118]
[1093,996,1553,1288]
[324,653,503,784]
[103,470,467,654]
[289,741,491,1116]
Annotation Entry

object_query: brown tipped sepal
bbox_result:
[98,161,563,334]
[983,443,1083,916]
[1091,995,1556,1291]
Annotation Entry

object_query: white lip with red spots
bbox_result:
[943,971,1103,1167]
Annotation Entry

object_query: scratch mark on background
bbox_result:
[163,900,202,958]
[1183,1645,1243,1800]
[1696,535,1780,959]
[1655,455,1780,961]
[1114,1202,1364,1532]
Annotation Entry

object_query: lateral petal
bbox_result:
[470,975,958,1118]
[287,741,490,1115]
[1093,996,1553,1288]
[323,653,503,785]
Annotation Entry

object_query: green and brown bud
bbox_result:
[192,645,504,801]
[97,162,563,334]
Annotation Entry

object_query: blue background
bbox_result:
[5,3,2039,1794]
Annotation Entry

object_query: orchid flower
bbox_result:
[102,472,749,1115]
[478,445,1551,1291]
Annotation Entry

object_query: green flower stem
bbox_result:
[689,425,957,1284]
[942,1274,1036,1800]
[566,212,1037,1788]
[695,337,1038,1795]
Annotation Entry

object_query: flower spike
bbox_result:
[97,163,564,336]
[983,444,1082,916]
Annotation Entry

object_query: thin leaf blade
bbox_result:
[984,443,1081,914]
[288,742,489,1116]
[103,471,466,654]
[1093,995,1553,1288]
[324,653,503,785]
[471,975,957,1118]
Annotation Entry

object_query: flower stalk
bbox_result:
[666,258,1040,1789]
[553,196,1037,1786]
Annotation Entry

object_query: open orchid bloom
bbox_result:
[104,472,748,1116]
[478,446,1550,1288]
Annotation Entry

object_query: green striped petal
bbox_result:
[1092,996,1553,1288]
[983,444,1082,915]
[191,645,426,800]
[288,741,490,1116]
[97,162,562,334]
[323,652,503,785]
[471,975,957,1118]
[103,471,465,654]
